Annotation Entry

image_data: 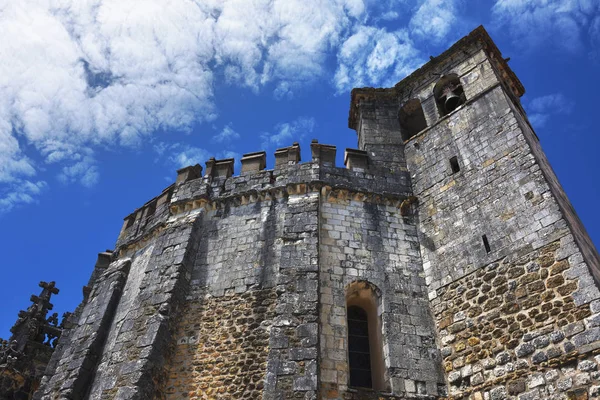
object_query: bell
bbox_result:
[445,92,462,112]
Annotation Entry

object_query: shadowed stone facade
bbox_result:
[3,25,599,400]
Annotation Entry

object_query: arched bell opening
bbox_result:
[433,74,466,117]
[399,99,428,141]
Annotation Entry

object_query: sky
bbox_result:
[1,0,599,338]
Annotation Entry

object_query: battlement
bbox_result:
[116,140,412,249]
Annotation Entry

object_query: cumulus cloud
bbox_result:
[0,180,47,215]
[590,15,600,59]
[492,0,600,53]
[212,125,241,144]
[154,142,242,175]
[526,93,574,128]
[166,144,211,169]
[409,0,459,43]
[0,0,460,213]
[334,26,423,91]
[261,117,316,148]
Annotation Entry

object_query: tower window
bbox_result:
[347,305,372,388]
[145,200,157,217]
[399,99,428,141]
[449,156,460,174]
[482,235,491,253]
[433,74,466,117]
[346,281,386,391]
[124,216,134,229]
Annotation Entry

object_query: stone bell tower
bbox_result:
[350,25,600,399]
[22,25,600,400]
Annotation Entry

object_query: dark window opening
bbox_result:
[399,99,428,141]
[416,381,427,395]
[347,305,372,388]
[433,74,466,117]
[145,201,157,218]
[450,156,460,174]
[482,235,491,253]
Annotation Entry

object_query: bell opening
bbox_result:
[445,94,462,113]
[433,74,466,117]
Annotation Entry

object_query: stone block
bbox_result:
[240,151,267,174]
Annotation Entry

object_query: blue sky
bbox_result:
[1,0,599,338]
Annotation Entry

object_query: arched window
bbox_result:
[433,74,466,117]
[346,281,386,391]
[399,99,427,141]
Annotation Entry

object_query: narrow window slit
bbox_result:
[450,156,460,174]
[482,235,491,253]
[347,305,372,388]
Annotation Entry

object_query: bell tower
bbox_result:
[351,25,600,399]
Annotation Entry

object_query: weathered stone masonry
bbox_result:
[13,25,599,400]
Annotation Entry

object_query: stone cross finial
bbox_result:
[7,280,62,353]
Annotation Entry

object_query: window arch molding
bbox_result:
[345,280,386,391]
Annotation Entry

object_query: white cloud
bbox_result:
[590,15,600,59]
[492,0,600,53]
[211,0,365,91]
[0,180,47,214]
[0,0,454,213]
[155,142,240,173]
[261,117,316,148]
[160,144,211,169]
[57,154,100,188]
[217,150,241,161]
[409,0,459,43]
[212,125,241,144]
[334,26,423,92]
[529,93,574,114]
[527,93,574,128]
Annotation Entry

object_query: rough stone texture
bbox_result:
[433,241,600,398]
[164,290,276,399]
[23,25,600,400]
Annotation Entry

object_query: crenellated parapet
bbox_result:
[116,140,412,250]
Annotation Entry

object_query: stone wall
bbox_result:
[36,216,203,400]
[164,289,276,399]
[319,191,444,399]
[434,239,600,399]
[159,189,321,399]
[404,69,540,297]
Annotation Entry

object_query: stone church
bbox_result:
[2,25,600,400]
